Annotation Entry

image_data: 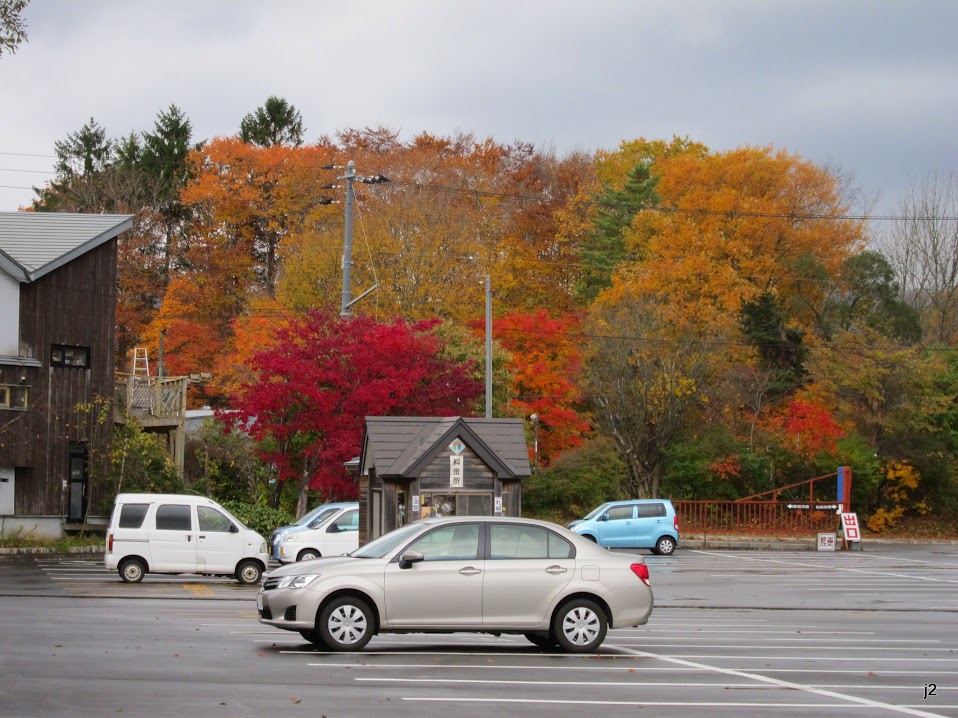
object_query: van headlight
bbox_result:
[277,575,319,589]
[260,541,267,553]
[284,534,300,544]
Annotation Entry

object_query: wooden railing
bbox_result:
[674,500,847,536]
[116,375,188,419]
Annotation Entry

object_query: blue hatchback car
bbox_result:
[568,499,679,555]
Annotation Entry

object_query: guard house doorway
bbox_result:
[66,442,88,523]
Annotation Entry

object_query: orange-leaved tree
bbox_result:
[486,309,591,466]
[610,145,866,333]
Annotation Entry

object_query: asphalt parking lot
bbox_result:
[1,544,955,717]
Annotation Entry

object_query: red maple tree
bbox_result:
[226,311,483,511]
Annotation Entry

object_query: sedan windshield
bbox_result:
[350,522,423,558]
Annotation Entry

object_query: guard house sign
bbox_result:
[449,438,465,488]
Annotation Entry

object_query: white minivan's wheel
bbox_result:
[119,558,146,583]
[552,598,607,653]
[235,560,263,585]
[654,536,676,556]
[297,549,321,562]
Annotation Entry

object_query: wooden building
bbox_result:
[358,416,531,545]
[0,212,132,537]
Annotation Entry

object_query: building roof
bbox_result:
[0,211,133,282]
[361,416,532,480]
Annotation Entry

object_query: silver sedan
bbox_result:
[257,515,654,653]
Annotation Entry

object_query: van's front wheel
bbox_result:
[235,560,263,585]
[119,558,146,583]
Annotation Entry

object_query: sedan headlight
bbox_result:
[277,574,320,589]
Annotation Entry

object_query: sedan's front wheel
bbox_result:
[319,596,374,652]
[553,599,607,653]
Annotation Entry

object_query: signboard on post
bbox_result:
[449,455,464,488]
[818,533,836,551]
[840,512,862,550]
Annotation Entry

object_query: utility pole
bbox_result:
[328,160,388,317]
[341,161,356,316]
[485,276,492,418]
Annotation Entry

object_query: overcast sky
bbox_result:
[2,0,956,220]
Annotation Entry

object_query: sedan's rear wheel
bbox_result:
[654,536,676,556]
[552,599,607,653]
[523,632,559,650]
[319,596,374,652]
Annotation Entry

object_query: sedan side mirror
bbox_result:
[398,549,425,569]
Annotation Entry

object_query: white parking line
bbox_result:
[306,660,958,677]
[690,550,958,585]
[611,645,951,718]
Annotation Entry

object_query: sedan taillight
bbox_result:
[630,563,651,586]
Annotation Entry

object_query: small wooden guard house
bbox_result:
[357,416,531,545]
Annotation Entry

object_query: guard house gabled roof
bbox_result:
[0,211,134,283]
[361,416,531,480]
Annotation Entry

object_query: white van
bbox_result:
[276,503,359,563]
[105,493,269,584]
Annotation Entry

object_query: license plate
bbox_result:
[256,593,263,610]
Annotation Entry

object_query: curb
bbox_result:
[0,545,104,556]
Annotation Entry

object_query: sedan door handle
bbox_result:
[459,567,482,576]
[545,565,568,574]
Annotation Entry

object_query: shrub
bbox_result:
[221,501,295,538]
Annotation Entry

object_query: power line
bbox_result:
[0,168,54,174]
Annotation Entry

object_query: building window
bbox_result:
[51,345,90,368]
[0,385,28,410]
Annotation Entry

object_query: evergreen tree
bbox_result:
[239,96,305,147]
[740,291,808,397]
[139,104,201,275]
[577,162,657,301]
[0,0,28,57]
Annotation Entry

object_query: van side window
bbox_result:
[606,505,634,521]
[330,509,358,533]
[198,506,234,533]
[156,504,192,531]
[118,503,149,528]
[637,504,665,518]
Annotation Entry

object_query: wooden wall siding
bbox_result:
[417,446,495,492]
[0,239,117,517]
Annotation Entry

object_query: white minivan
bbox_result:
[276,503,359,563]
[105,493,269,584]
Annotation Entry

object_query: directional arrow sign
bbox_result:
[786,503,810,510]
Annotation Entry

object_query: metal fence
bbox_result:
[674,500,847,535]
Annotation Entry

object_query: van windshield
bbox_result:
[292,507,324,527]
[305,508,341,528]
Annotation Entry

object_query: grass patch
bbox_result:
[0,528,104,551]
